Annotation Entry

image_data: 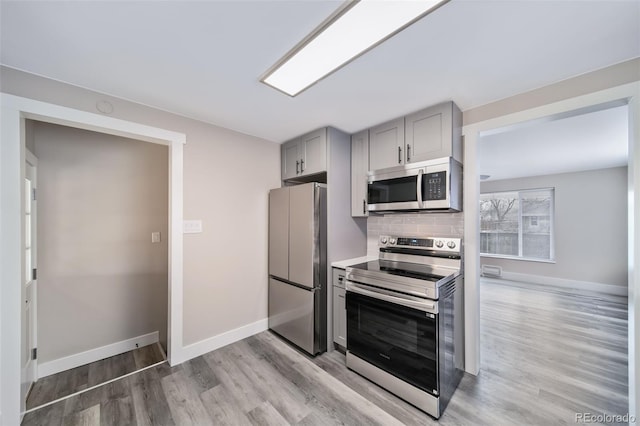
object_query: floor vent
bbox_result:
[481,265,502,278]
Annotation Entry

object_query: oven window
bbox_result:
[347,291,438,395]
[368,176,418,204]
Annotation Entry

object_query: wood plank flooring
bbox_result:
[26,343,166,411]
[22,279,629,425]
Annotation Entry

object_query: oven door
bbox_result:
[346,282,439,396]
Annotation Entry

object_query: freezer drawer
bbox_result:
[269,277,325,355]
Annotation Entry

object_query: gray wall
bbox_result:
[1,66,281,349]
[31,122,169,362]
[480,166,628,287]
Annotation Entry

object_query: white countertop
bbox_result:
[331,255,377,270]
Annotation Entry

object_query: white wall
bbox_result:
[0,66,281,351]
[31,121,169,362]
[480,167,628,288]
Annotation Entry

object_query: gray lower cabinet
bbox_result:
[332,268,347,348]
[351,130,369,217]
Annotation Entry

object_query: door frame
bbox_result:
[0,93,186,424]
[21,149,38,406]
[461,81,639,417]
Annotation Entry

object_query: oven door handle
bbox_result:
[346,281,437,314]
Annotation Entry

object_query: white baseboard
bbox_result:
[489,271,628,297]
[176,318,268,365]
[38,331,159,378]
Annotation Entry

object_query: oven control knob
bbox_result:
[435,240,444,248]
[389,237,397,245]
[447,241,456,249]
[380,236,388,244]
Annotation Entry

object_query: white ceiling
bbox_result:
[478,104,629,181]
[1,0,639,143]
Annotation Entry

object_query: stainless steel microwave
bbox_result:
[367,157,462,212]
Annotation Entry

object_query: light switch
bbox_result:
[183,220,203,234]
[151,232,161,243]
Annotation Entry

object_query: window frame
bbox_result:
[479,187,555,263]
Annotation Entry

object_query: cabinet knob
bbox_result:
[407,144,411,162]
[398,146,402,164]
[300,159,305,172]
[296,160,300,174]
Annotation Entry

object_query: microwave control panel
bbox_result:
[423,171,446,200]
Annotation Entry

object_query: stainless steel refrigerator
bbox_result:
[268,182,327,355]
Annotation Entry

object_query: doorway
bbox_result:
[475,103,630,419]
[0,93,185,425]
[22,120,170,412]
[461,83,639,418]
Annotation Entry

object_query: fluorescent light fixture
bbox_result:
[261,0,450,97]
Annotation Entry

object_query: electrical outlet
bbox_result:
[151,232,161,243]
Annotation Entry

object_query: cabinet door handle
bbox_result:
[398,146,402,164]
[363,199,367,214]
[300,159,305,172]
[296,160,300,174]
[407,144,411,162]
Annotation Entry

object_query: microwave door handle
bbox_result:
[417,169,424,207]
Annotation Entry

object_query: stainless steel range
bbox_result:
[345,235,464,418]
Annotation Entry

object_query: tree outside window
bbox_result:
[480,188,554,261]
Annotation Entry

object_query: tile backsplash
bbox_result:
[367,212,464,256]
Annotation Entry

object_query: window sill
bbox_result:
[480,254,556,264]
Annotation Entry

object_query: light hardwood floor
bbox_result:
[22,279,628,425]
[25,343,166,411]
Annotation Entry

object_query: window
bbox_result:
[480,188,554,261]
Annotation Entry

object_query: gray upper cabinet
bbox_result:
[368,117,405,171]
[281,128,327,181]
[351,130,369,217]
[405,101,462,164]
[282,139,301,180]
[300,128,327,176]
[349,101,462,216]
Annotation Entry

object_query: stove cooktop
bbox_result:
[349,260,445,283]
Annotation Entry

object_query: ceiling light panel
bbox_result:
[262,0,449,96]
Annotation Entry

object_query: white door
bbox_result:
[21,150,38,408]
